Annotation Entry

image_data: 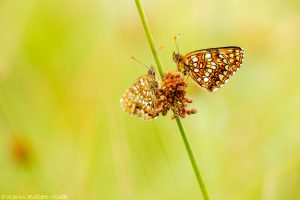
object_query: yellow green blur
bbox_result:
[0,0,300,199]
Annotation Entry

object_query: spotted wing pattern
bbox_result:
[184,47,244,92]
[120,73,159,120]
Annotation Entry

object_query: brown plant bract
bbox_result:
[155,71,197,119]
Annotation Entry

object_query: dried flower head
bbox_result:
[155,71,197,119]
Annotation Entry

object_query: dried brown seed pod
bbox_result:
[155,71,197,119]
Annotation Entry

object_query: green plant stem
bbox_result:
[134,0,164,78]
[175,118,210,200]
[134,0,210,199]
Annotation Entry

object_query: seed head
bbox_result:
[155,71,197,119]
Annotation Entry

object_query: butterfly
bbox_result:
[173,46,244,92]
[120,66,159,120]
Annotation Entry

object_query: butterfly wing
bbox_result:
[183,46,244,91]
[120,74,158,120]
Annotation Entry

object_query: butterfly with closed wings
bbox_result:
[120,66,159,120]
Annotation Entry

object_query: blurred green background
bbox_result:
[0,0,300,199]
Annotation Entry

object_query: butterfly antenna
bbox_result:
[131,56,149,70]
[174,35,178,54]
[157,45,165,53]
[177,32,181,55]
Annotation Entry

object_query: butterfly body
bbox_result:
[120,66,159,120]
[173,46,244,92]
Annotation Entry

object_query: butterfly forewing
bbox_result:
[183,47,244,91]
[120,72,159,120]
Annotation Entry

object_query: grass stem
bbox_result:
[175,118,210,200]
[134,0,164,78]
[134,0,210,199]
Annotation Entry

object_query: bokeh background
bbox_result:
[0,0,300,199]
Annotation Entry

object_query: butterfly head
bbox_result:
[173,52,186,74]
[173,51,180,63]
[147,65,159,89]
[148,65,156,77]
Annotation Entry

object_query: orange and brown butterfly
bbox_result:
[120,65,159,120]
[173,34,244,92]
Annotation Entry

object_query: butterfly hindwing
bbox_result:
[120,72,158,120]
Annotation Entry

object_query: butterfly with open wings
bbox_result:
[173,38,244,92]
